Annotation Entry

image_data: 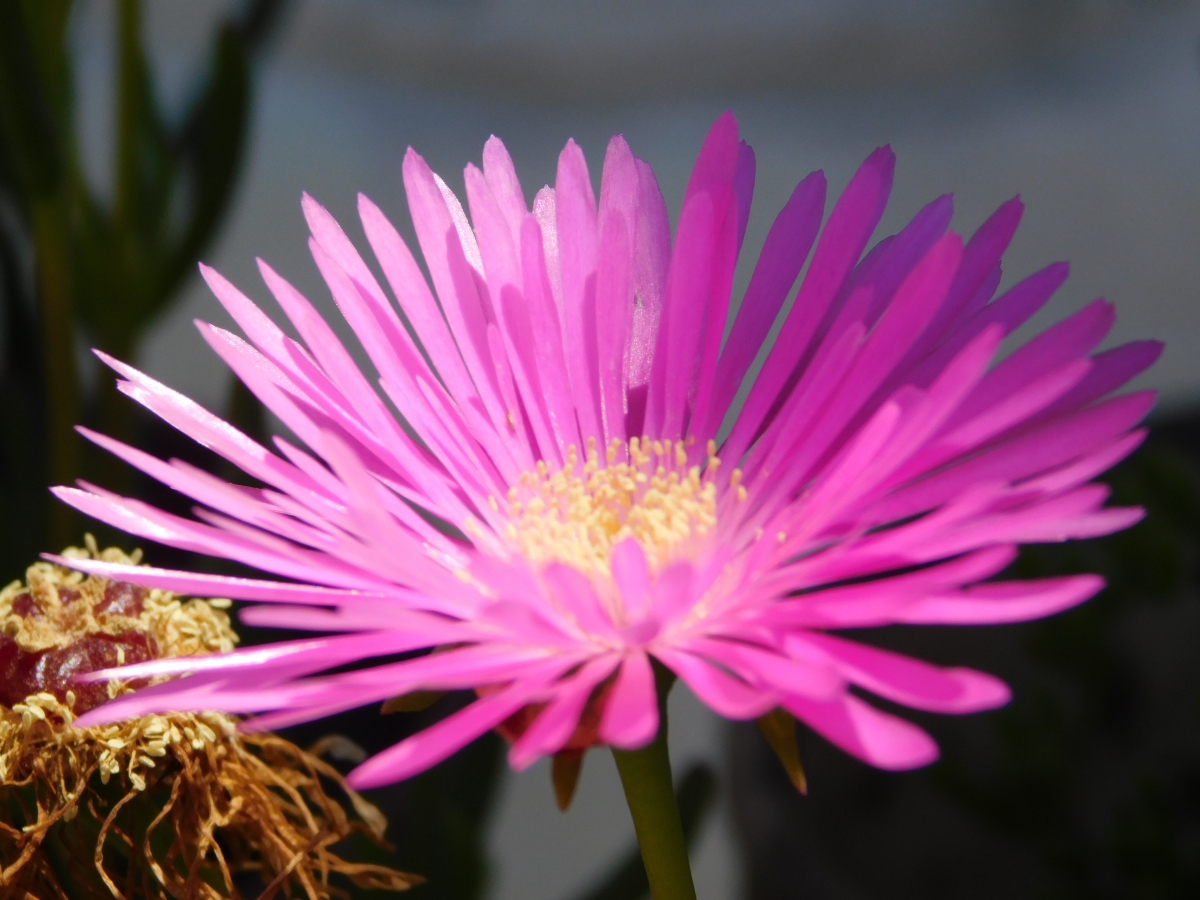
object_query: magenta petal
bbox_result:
[611,539,652,622]
[687,637,843,701]
[733,140,756,254]
[798,633,1011,713]
[481,135,528,232]
[1039,340,1163,420]
[509,654,621,770]
[348,689,536,789]
[905,261,1070,392]
[919,195,1024,348]
[786,693,940,770]
[723,145,895,465]
[648,191,716,438]
[896,574,1104,624]
[599,650,659,749]
[627,158,671,402]
[42,554,402,606]
[655,648,777,720]
[358,193,484,425]
[703,170,826,439]
[649,112,741,438]
[554,138,603,445]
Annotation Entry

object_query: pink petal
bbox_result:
[481,135,528,232]
[654,648,777,719]
[651,112,741,439]
[358,194,485,425]
[554,138,603,445]
[702,169,826,439]
[611,538,652,623]
[723,145,895,465]
[685,637,843,700]
[520,215,583,457]
[785,693,940,770]
[627,158,671,404]
[595,208,634,446]
[895,574,1104,624]
[40,554,402,606]
[509,654,621,770]
[348,688,538,788]
[797,633,1011,713]
[599,650,659,748]
[403,149,512,448]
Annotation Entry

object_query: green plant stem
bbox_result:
[612,719,697,900]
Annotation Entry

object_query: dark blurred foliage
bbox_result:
[227,694,508,900]
[0,0,284,573]
[3,5,1198,900]
[732,421,1200,899]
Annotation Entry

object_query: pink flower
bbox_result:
[54,113,1158,790]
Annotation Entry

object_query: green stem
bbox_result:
[612,710,697,900]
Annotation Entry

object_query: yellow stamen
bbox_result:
[507,438,722,573]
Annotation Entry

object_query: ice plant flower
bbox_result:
[51,112,1156,888]
[0,540,418,898]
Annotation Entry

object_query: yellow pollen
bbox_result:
[507,438,724,573]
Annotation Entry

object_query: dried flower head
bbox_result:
[0,539,418,899]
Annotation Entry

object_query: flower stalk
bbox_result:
[612,671,696,900]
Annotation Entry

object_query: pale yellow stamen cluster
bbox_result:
[502,436,741,574]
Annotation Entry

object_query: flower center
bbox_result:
[503,437,727,574]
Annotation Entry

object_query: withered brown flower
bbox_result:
[0,539,420,899]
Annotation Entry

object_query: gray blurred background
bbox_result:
[65,1,1200,898]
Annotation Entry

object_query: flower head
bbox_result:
[54,113,1158,790]
[1,541,417,897]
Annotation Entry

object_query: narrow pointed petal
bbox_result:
[785,694,940,770]
[599,651,659,748]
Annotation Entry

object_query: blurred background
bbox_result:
[3,1,1200,897]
